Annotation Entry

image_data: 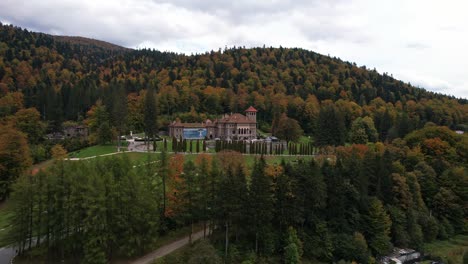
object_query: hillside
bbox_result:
[0,23,467,135]
[53,35,129,51]
[0,23,467,263]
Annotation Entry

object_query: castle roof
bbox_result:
[169,121,206,128]
[245,106,258,112]
[218,113,255,124]
[170,109,257,128]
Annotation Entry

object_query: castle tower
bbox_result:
[245,106,257,122]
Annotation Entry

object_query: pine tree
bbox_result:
[181,161,197,244]
[159,150,169,231]
[111,83,127,151]
[144,87,158,151]
[248,158,274,253]
[316,103,346,146]
[366,197,392,256]
[284,227,303,264]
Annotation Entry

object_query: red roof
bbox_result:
[245,106,258,112]
[219,113,255,124]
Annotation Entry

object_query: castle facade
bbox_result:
[168,106,258,140]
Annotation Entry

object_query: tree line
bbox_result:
[1,22,467,201]
[8,125,467,263]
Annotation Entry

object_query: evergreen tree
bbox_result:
[111,83,127,151]
[284,227,303,264]
[144,87,158,151]
[366,197,392,256]
[248,158,274,254]
[181,161,198,244]
[316,103,346,146]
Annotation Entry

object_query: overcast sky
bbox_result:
[1,0,467,98]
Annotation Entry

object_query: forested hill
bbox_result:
[0,23,466,137]
[1,23,468,264]
[52,35,129,51]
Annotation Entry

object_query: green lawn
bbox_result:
[0,201,13,247]
[257,129,271,138]
[422,235,468,264]
[68,144,125,158]
[298,135,314,144]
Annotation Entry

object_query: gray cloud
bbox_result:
[0,0,467,98]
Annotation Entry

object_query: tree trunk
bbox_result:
[255,232,258,253]
[189,220,193,244]
[225,220,229,260]
[117,132,121,152]
[162,171,166,218]
[28,176,33,250]
[203,220,206,239]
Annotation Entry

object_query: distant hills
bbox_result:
[0,23,466,138]
[52,35,129,51]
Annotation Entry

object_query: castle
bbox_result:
[168,106,258,140]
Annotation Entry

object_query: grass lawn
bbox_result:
[422,235,468,264]
[68,144,126,158]
[257,129,271,138]
[299,135,314,144]
[0,201,13,247]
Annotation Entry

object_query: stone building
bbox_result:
[63,125,89,139]
[169,106,257,140]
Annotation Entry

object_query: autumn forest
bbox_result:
[0,23,467,264]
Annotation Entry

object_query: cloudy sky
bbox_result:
[1,0,467,98]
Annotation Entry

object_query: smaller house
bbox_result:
[63,125,89,139]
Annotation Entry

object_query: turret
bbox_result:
[245,106,257,122]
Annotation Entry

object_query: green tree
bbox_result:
[284,227,302,264]
[273,113,303,142]
[248,158,274,254]
[366,197,392,256]
[111,83,127,151]
[316,102,346,146]
[181,161,198,244]
[159,150,169,232]
[349,116,378,144]
[352,232,370,263]
[85,100,112,145]
[97,121,113,145]
[187,241,222,264]
[14,107,46,144]
[144,87,158,151]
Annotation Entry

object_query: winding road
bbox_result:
[131,229,206,264]
[0,246,15,264]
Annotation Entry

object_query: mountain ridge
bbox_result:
[0,23,466,135]
[52,35,130,51]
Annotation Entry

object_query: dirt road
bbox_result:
[131,230,205,264]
